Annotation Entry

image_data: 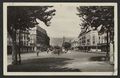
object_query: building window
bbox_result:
[87,39,90,45]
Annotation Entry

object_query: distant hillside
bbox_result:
[50,37,74,46]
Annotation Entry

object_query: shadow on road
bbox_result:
[89,56,106,61]
[8,57,80,72]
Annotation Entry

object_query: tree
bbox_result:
[62,42,71,51]
[7,6,56,64]
[77,6,114,60]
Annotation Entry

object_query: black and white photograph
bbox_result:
[3,3,118,76]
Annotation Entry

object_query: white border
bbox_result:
[3,2,118,76]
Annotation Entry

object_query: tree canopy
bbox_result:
[76,6,114,41]
[7,6,56,37]
[62,42,71,49]
[7,6,56,64]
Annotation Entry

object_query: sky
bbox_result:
[37,4,82,38]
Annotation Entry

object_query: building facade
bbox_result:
[71,38,79,50]
[7,25,50,54]
[78,26,108,52]
[27,25,50,52]
[98,33,109,52]
[7,30,30,54]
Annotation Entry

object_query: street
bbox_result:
[7,50,114,72]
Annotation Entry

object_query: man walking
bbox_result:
[36,49,39,56]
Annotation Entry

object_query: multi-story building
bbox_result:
[7,30,30,54]
[98,33,109,52]
[78,26,108,52]
[19,30,30,52]
[7,25,50,54]
[71,38,79,50]
[29,26,50,52]
[78,26,114,63]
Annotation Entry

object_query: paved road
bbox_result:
[7,50,114,72]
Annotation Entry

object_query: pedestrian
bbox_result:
[47,48,49,53]
[36,49,39,56]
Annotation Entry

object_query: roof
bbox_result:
[37,26,47,35]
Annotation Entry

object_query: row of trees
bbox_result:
[76,6,114,60]
[7,6,114,64]
[8,6,56,64]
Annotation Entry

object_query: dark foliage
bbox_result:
[77,6,114,41]
[62,42,71,49]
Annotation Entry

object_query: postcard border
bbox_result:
[3,2,118,76]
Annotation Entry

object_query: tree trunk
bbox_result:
[11,31,18,65]
[18,30,21,64]
[11,41,18,64]
[26,33,29,53]
[110,42,114,64]
[106,30,110,61]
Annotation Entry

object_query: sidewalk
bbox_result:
[62,59,114,72]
